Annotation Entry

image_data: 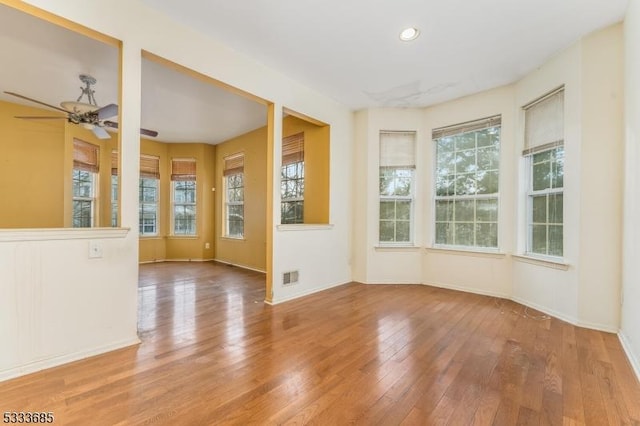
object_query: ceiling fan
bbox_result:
[4,74,158,139]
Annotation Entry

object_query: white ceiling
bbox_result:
[0,3,267,144]
[0,1,629,143]
[141,0,629,109]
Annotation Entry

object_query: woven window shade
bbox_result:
[223,153,244,176]
[73,139,100,173]
[171,158,196,181]
[523,88,564,155]
[111,151,118,176]
[140,155,160,179]
[380,131,416,168]
[282,132,304,166]
[432,115,501,140]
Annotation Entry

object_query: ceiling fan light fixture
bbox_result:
[60,101,99,114]
[399,27,420,42]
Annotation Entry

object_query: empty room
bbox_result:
[1,0,639,424]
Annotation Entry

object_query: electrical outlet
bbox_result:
[205,242,211,249]
[88,240,103,259]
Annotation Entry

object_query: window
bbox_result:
[281,132,304,224]
[524,88,564,257]
[111,151,118,227]
[379,131,416,244]
[72,139,99,228]
[172,158,196,235]
[139,155,160,236]
[433,116,501,248]
[223,153,244,238]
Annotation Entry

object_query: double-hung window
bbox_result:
[281,132,304,224]
[172,158,197,235]
[433,116,501,249]
[139,155,160,236]
[72,139,99,228]
[223,153,244,238]
[379,131,416,244]
[524,88,564,257]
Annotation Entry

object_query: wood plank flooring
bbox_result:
[0,261,639,425]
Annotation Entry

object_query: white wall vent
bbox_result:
[283,270,299,285]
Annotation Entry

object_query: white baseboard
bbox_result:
[267,281,350,305]
[139,258,215,264]
[139,259,166,264]
[619,332,640,384]
[509,296,619,333]
[423,280,510,299]
[213,258,266,274]
[0,336,141,383]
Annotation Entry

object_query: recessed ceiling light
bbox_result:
[399,27,420,42]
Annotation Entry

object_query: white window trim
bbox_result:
[172,180,197,236]
[524,148,564,259]
[281,161,305,224]
[378,168,415,246]
[72,169,98,228]
[224,172,244,239]
[432,122,501,251]
[139,177,159,237]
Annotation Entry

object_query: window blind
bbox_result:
[282,132,304,166]
[223,153,244,176]
[380,131,416,168]
[73,139,99,173]
[432,115,501,140]
[171,158,196,181]
[111,151,118,176]
[523,87,564,155]
[140,155,160,179]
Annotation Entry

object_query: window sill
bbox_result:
[221,236,245,241]
[512,254,570,270]
[375,245,421,252]
[139,235,162,240]
[425,246,506,259]
[0,227,130,242]
[277,224,334,231]
[168,235,198,239]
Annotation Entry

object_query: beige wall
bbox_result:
[215,126,267,271]
[622,1,640,379]
[353,24,625,332]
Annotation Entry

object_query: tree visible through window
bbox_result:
[379,131,415,244]
[433,116,501,248]
[72,139,99,228]
[139,177,158,235]
[172,159,196,235]
[223,153,244,238]
[529,148,564,256]
[281,132,304,224]
[523,87,564,257]
[139,155,160,236]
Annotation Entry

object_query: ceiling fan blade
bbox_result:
[14,115,67,120]
[140,127,158,137]
[4,91,70,113]
[103,120,158,138]
[92,126,111,140]
[97,103,118,120]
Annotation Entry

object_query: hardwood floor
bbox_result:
[1,261,639,425]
